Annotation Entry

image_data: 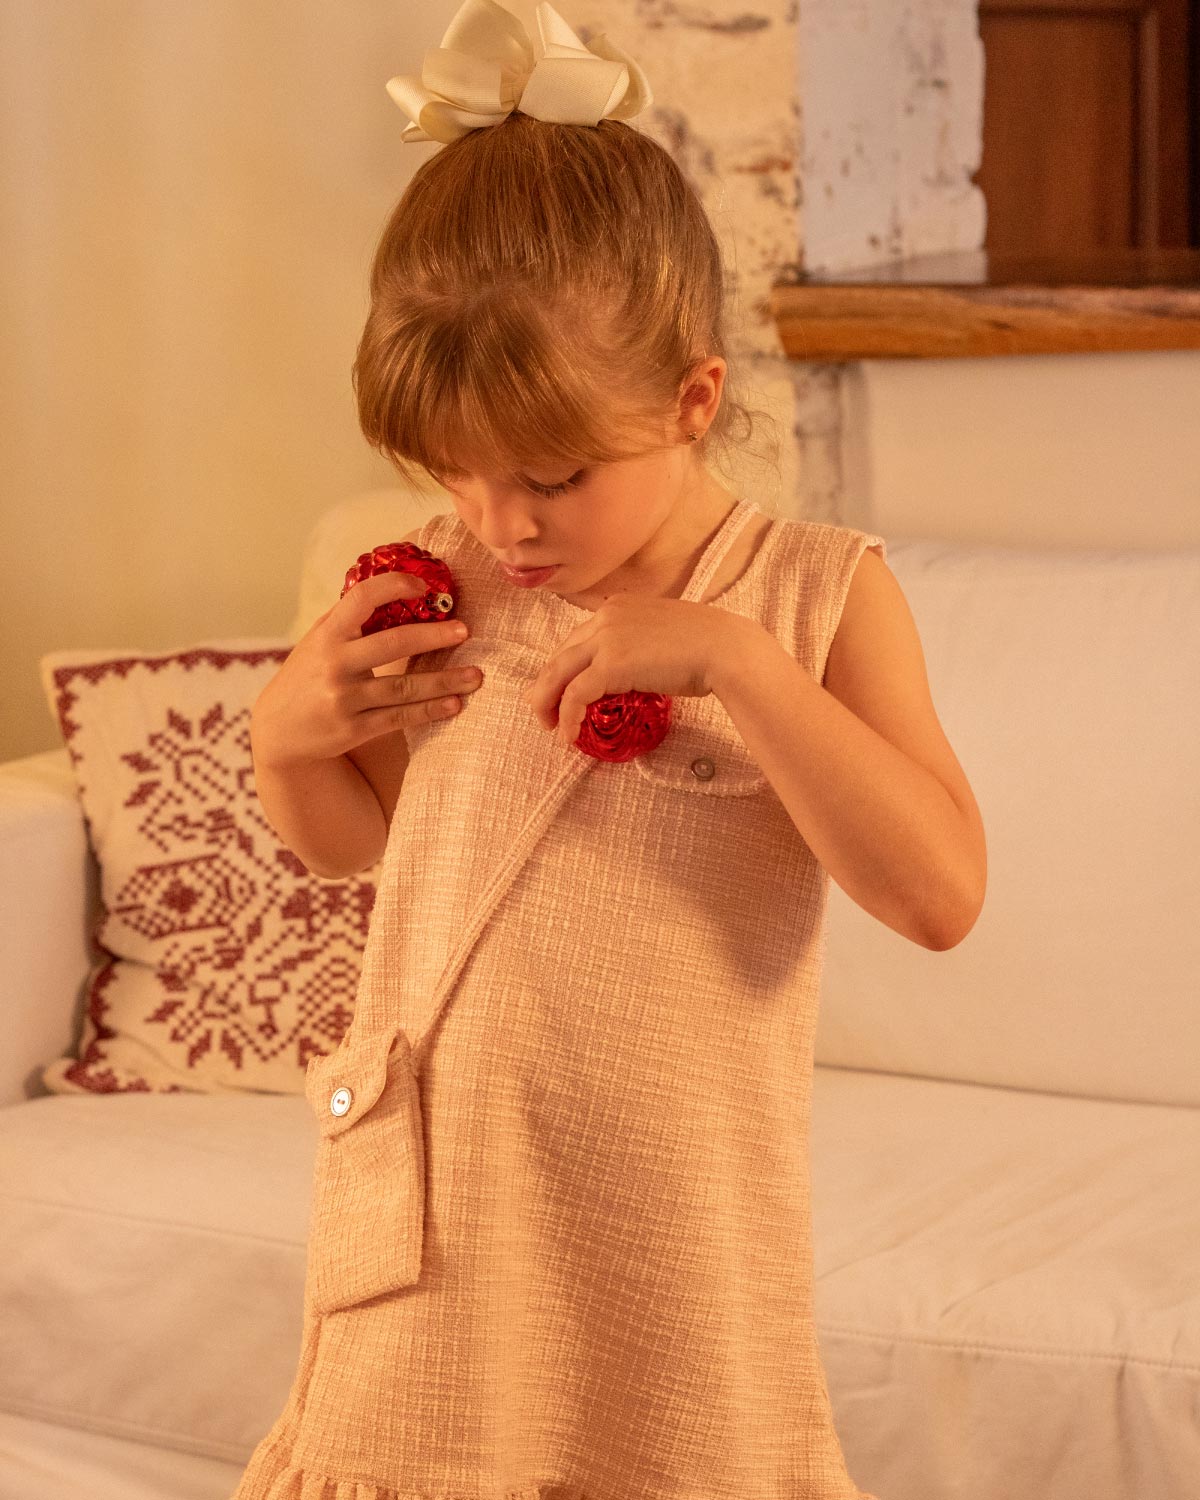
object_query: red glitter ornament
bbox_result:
[339,542,457,631]
[574,691,672,762]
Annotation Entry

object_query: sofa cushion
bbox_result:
[0,1089,314,1462]
[0,1408,246,1500]
[37,640,380,1096]
[820,540,1200,1108]
[807,1066,1200,1499]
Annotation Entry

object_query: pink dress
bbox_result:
[232,495,886,1500]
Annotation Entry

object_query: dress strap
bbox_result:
[680,497,760,604]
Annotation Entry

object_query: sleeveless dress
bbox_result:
[231,496,887,1500]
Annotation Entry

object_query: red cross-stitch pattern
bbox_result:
[40,644,383,1097]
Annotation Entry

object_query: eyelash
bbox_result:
[526,469,586,497]
[435,469,586,497]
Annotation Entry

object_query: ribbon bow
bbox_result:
[385,0,653,145]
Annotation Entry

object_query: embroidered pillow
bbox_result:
[37,639,380,1096]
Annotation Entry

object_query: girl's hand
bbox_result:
[250,571,480,771]
[521,594,740,746]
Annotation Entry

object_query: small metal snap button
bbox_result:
[690,757,716,781]
[329,1086,353,1117]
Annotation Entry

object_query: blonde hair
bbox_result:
[352,112,779,505]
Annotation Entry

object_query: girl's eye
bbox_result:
[526,469,586,498]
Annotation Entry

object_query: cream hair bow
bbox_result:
[385,0,653,145]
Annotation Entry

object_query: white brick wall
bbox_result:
[799,0,984,269]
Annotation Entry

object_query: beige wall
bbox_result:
[841,353,1200,550]
[2,0,424,760]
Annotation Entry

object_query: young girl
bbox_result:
[236,4,985,1498]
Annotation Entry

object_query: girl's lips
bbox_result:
[500,563,560,588]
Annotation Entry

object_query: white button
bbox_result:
[690,756,715,781]
[330,1085,353,1117]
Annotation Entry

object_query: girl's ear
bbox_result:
[678,356,726,416]
[678,381,712,432]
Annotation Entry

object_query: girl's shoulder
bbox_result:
[767,513,888,565]
[753,514,888,675]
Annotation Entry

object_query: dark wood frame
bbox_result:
[979,0,1196,248]
[1191,0,1200,244]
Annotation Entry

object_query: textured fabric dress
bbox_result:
[232,496,886,1500]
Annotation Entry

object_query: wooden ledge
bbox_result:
[771,248,1200,359]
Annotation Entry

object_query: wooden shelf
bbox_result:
[770,248,1200,359]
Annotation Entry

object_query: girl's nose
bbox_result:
[471,493,542,552]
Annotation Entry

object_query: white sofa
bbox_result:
[1,488,1197,1500]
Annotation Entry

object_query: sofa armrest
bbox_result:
[0,749,98,1106]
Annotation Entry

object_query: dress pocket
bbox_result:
[633,691,767,797]
[302,1021,426,1314]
